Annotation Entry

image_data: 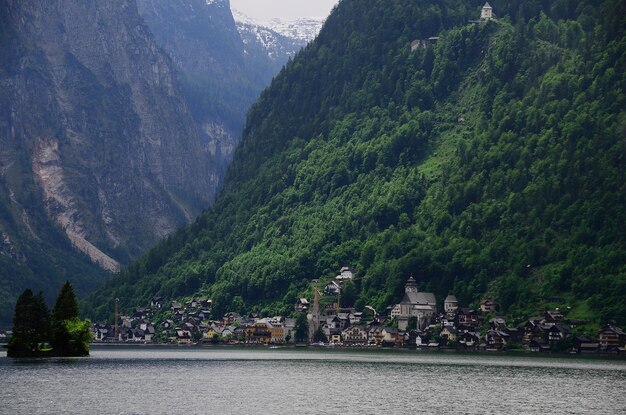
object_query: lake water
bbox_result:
[1,346,625,414]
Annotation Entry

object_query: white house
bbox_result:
[444,294,458,315]
[336,266,355,282]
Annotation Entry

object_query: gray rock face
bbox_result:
[137,0,306,172]
[0,0,306,324]
[0,0,218,269]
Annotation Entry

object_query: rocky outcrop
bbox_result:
[32,137,120,272]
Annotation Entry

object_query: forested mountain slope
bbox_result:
[88,0,626,325]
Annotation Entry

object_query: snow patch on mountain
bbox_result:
[232,10,324,43]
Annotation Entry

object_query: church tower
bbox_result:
[481,2,493,21]
[405,276,418,293]
[308,280,320,342]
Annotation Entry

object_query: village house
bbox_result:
[337,313,351,330]
[176,329,193,344]
[523,317,548,346]
[598,325,626,350]
[336,266,355,282]
[244,321,272,345]
[571,335,599,353]
[222,312,242,326]
[458,332,480,349]
[505,327,522,345]
[485,329,509,350]
[282,318,296,342]
[544,310,564,326]
[439,315,455,328]
[578,342,601,354]
[329,333,341,344]
[349,312,363,325]
[369,326,384,346]
[381,327,405,347]
[221,326,235,339]
[295,298,309,312]
[94,327,109,342]
[444,294,458,315]
[457,308,480,327]
[93,323,112,342]
[440,326,458,343]
[528,339,550,353]
[489,317,507,330]
[479,299,497,313]
[322,315,343,340]
[203,326,220,341]
[267,319,285,343]
[547,324,571,345]
[324,282,340,297]
[342,326,368,346]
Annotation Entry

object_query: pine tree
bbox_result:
[7,289,50,357]
[51,281,90,356]
[52,281,80,322]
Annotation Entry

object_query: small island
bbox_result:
[6,281,91,358]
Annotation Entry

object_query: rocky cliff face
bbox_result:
[137,0,305,171]
[0,0,221,321]
[0,0,218,265]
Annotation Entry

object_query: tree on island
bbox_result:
[7,289,51,357]
[51,281,91,356]
[7,281,91,357]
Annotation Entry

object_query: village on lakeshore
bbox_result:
[83,266,626,356]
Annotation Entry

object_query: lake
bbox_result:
[1,346,625,414]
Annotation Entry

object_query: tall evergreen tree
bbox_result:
[31,291,51,346]
[51,281,90,356]
[52,281,80,322]
[7,289,50,357]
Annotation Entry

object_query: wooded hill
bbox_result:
[87,0,626,326]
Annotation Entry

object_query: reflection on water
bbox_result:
[1,346,625,414]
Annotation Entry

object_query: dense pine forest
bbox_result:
[87,0,626,326]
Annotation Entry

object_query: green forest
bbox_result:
[86,0,626,327]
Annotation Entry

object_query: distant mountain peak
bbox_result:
[232,9,324,43]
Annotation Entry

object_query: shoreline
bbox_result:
[87,342,626,360]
